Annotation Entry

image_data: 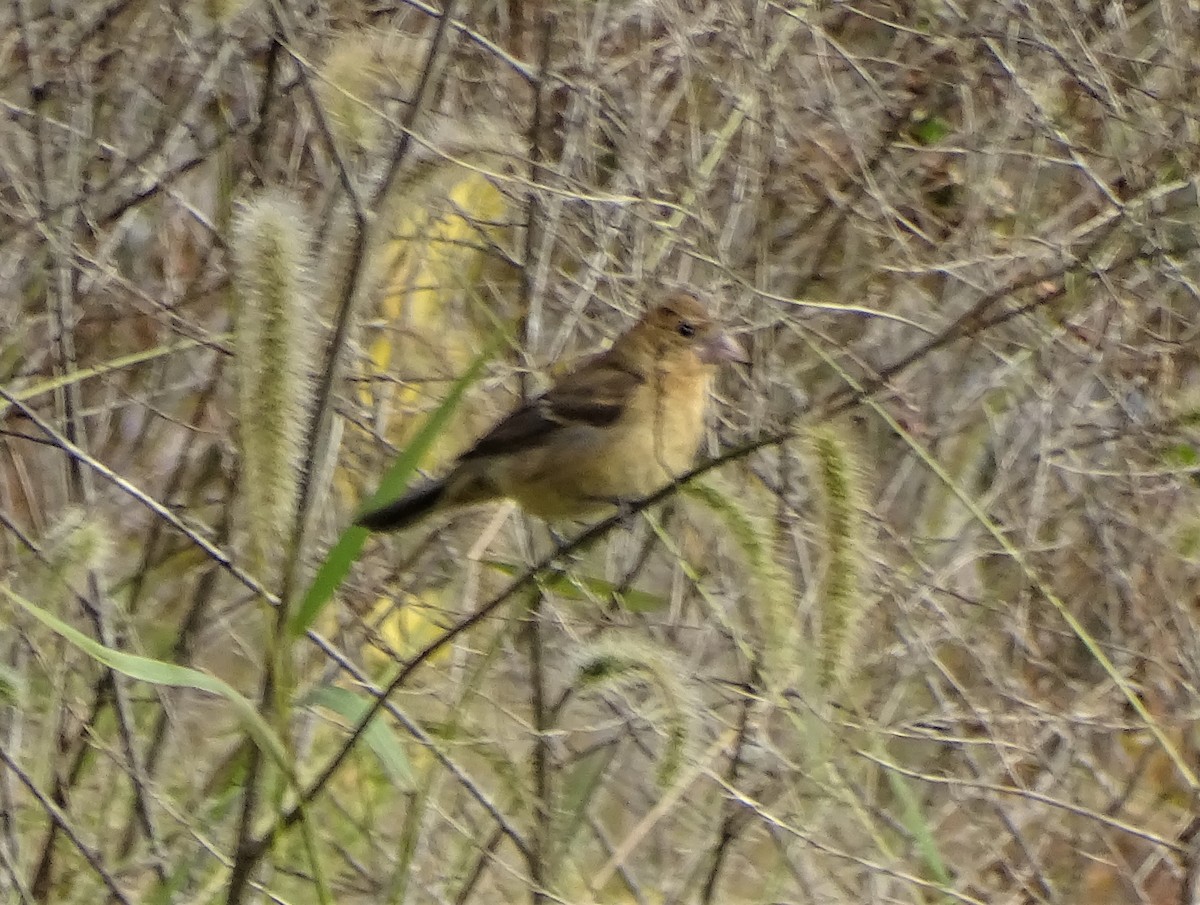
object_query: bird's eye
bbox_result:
[677,321,696,338]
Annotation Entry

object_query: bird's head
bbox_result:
[630,291,748,366]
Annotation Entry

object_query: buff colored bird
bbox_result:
[356,291,746,532]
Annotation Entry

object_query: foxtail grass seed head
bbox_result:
[573,636,696,787]
[683,478,796,691]
[232,192,317,575]
[809,427,867,691]
[318,29,433,153]
[32,508,112,606]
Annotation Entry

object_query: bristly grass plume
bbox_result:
[683,478,796,691]
[317,29,435,154]
[808,426,867,691]
[572,636,697,787]
[232,192,317,578]
[28,507,111,610]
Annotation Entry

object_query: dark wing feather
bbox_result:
[355,480,446,532]
[460,353,645,461]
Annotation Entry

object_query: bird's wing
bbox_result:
[460,353,646,461]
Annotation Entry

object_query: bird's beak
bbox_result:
[700,331,749,365]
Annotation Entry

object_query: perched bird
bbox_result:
[356,291,747,532]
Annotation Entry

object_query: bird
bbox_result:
[356,291,747,533]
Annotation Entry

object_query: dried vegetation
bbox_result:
[2,1,1200,903]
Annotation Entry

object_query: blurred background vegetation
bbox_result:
[3,0,1200,903]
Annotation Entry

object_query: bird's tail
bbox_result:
[356,481,447,533]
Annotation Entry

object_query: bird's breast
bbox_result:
[495,359,714,519]
[620,367,711,478]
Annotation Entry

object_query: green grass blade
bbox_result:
[289,342,496,638]
[2,583,290,773]
[2,335,221,410]
[884,763,952,889]
[302,685,415,789]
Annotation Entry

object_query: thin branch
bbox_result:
[0,747,135,905]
